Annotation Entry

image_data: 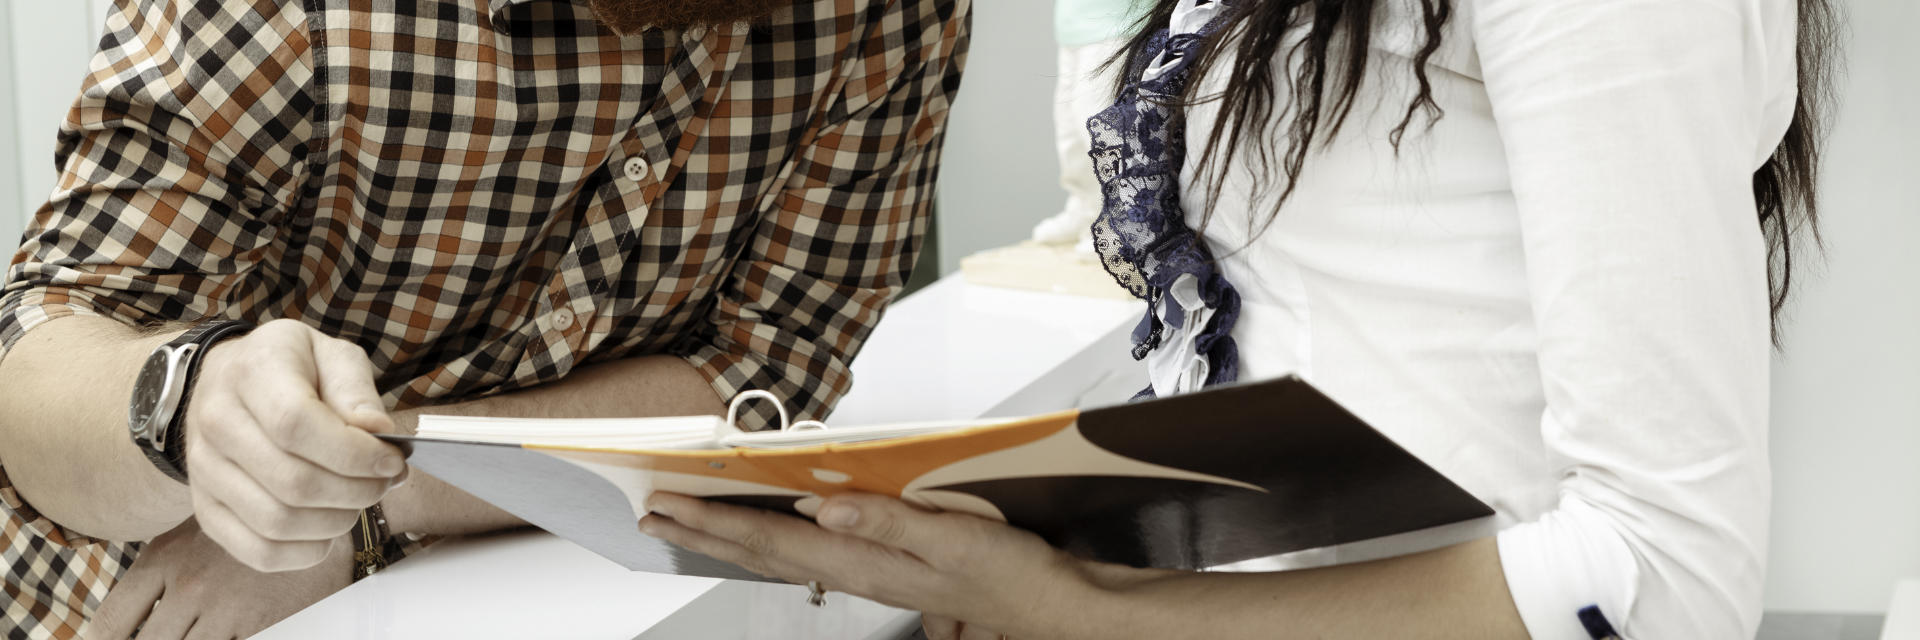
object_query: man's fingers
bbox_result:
[199,405,393,509]
[312,337,393,435]
[84,564,162,640]
[194,492,333,573]
[223,326,403,479]
[234,387,403,479]
[191,444,362,541]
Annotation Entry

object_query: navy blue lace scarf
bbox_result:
[1086,12,1240,398]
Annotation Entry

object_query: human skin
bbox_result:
[639,492,1531,640]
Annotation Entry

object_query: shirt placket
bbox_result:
[534,23,748,376]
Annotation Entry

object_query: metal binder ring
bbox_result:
[806,580,827,607]
[726,390,792,432]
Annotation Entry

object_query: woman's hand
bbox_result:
[639,492,1140,640]
[83,518,354,640]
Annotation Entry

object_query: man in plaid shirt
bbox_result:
[0,0,969,636]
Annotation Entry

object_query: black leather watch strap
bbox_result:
[151,320,254,482]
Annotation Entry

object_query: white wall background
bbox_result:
[0,0,1912,617]
[1762,0,1920,614]
[0,0,117,259]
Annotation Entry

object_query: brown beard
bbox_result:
[587,0,790,34]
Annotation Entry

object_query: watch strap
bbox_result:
[136,429,188,483]
[149,320,254,482]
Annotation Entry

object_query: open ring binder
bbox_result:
[382,376,1495,576]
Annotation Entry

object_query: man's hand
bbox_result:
[84,518,352,640]
[185,319,406,573]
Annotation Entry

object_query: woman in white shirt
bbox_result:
[640,0,1840,637]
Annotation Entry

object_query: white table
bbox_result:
[260,276,1143,638]
[1887,579,1920,640]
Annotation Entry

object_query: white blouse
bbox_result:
[1151,0,1798,638]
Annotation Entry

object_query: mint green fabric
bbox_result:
[1055,0,1149,48]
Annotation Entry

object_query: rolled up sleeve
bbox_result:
[0,0,312,366]
[682,0,971,429]
[1472,0,1790,637]
[0,0,313,543]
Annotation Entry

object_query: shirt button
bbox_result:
[552,308,576,330]
[622,157,648,183]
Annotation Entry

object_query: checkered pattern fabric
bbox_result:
[0,0,970,635]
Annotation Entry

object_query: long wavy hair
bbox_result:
[1112,0,1841,338]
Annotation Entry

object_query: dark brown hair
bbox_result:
[1113,0,1841,338]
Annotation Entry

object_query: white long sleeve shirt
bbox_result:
[1150,0,1798,638]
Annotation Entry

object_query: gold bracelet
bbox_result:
[349,503,392,582]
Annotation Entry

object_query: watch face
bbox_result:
[129,349,171,438]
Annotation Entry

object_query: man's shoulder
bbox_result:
[101,0,316,79]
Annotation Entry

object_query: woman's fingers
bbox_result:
[922,614,963,640]
[643,494,799,559]
[641,491,1069,632]
[84,563,163,640]
[638,513,813,583]
[958,621,1007,640]
[183,617,237,640]
[642,494,932,599]
[814,492,994,566]
[924,615,1005,640]
[132,596,197,640]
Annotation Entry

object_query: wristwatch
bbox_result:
[127,320,254,483]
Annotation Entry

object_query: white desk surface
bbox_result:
[254,533,720,640]
[262,276,1143,638]
[1887,579,1920,640]
[831,275,1144,424]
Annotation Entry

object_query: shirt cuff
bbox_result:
[680,339,847,433]
[1496,497,1643,640]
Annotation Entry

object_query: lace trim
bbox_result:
[1086,0,1241,397]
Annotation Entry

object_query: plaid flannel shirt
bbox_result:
[0,0,970,635]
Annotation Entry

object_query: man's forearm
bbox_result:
[380,354,727,537]
[0,315,193,541]
[0,312,725,542]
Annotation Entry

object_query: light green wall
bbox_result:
[933,0,1066,274]
[2,1,115,262]
[0,0,21,261]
